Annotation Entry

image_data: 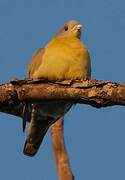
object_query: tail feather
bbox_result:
[22,104,31,132]
[23,126,48,156]
[23,105,55,156]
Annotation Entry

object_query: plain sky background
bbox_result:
[0,0,125,179]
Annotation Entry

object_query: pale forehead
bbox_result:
[65,20,80,27]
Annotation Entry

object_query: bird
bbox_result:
[23,20,91,156]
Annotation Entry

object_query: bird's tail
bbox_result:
[23,105,55,157]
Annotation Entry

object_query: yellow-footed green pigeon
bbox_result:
[23,20,91,156]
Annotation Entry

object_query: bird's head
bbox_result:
[55,20,82,39]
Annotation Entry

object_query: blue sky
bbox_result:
[0,0,125,179]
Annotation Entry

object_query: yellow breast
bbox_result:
[33,36,91,80]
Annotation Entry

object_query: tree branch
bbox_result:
[0,78,125,180]
[51,117,74,180]
[0,79,125,117]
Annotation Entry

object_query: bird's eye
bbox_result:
[64,26,68,31]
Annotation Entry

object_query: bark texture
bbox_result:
[0,78,125,180]
[1,79,125,117]
[51,117,74,180]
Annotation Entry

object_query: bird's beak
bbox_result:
[76,24,82,30]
